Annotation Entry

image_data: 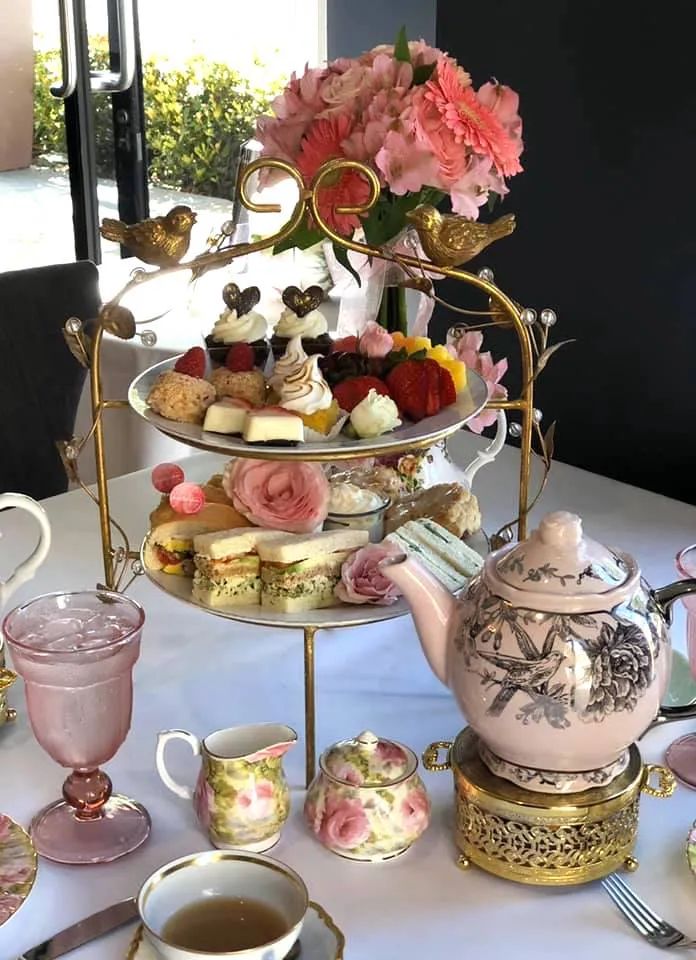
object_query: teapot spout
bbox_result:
[380,554,459,686]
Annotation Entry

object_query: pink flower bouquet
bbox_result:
[257,29,523,250]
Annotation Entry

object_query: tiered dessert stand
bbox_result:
[62,156,550,788]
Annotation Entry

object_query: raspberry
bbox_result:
[225,343,255,372]
[333,376,391,412]
[174,347,205,378]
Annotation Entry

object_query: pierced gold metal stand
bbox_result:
[62,155,562,784]
[424,728,676,886]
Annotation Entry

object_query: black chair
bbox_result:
[0,261,101,500]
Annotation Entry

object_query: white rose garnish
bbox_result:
[350,389,401,438]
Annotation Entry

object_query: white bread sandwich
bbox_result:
[385,518,483,593]
[143,518,236,577]
[258,529,369,612]
[192,527,286,607]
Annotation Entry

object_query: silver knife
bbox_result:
[18,898,138,960]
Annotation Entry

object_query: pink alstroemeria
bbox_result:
[375,130,441,195]
[448,330,508,434]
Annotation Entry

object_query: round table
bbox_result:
[1,437,695,959]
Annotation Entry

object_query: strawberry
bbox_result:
[386,359,446,421]
[332,335,359,353]
[333,376,391,412]
[225,343,255,372]
[174,346,205,378]
[438,365,456,407]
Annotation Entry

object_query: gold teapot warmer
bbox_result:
[424,727,675,886]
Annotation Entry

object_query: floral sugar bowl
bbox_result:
[304,730,430,861]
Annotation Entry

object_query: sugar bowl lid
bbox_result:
[485,511,639,613]
[320,730,417,787]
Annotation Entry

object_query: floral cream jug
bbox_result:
[156,723,296,851]
[383,510,696,792]
[0,493,52,726]
[304,730,430,861]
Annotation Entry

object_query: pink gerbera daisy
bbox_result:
[424,60,522,177]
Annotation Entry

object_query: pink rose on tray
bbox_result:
[224,459,329,533]
[335,542,404,605]
[358,321,394,358]
[400,787,431,835]
[320,795,370,850]
[237,780,276,820]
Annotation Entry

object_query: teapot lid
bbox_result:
[320,730,417,787]
[486,511,638,613]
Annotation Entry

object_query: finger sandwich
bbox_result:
[192,527,286,606]
[258,529,369,612]
[386,518,483,593]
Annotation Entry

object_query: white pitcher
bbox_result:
[0,493,52,723]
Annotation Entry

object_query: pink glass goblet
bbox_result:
[2,590,151,864]
[665,545,696,788]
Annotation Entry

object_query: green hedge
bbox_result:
[33,40,280,198]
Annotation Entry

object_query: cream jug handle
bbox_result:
[156,729,201,799]
[459,410,507,488]
[0,494,51,607]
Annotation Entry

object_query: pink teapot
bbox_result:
[383,510,696,791]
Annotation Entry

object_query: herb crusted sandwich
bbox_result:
[191,527,285,606]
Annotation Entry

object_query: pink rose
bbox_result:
[335,542,403,606]
[0,894,24,925]
[332,763,364,785]
[375,740,407,765]
[319,64,370,113]
[321,795,370,850]
[237,780,275,820]
[223,459,329,533]
[0,864,32,886]
[358,321,394,358]
[400,787,431,834]
[193,775,214,830]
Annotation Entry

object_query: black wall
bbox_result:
[433,0,696,504]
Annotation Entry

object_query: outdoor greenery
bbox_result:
[33,39,281,197]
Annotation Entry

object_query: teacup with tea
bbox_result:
[138,850,308,960]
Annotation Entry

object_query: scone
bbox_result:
[147,371,215,424]
[210,367,266,406]
[384,483,481,538]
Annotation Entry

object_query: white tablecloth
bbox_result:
[1,439,696,960]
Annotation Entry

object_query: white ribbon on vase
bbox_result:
[327,230,435,338]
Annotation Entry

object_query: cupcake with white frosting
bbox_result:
[271,284,331,359]
[278,355,339,435]
[205,282,269,368]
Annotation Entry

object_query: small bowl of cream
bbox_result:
[324,482,390,542]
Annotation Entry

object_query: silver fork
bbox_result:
[602,873,696,949]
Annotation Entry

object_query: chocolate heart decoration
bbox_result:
[222,282,261,316]
[281,285,325,318]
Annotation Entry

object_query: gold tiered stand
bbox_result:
[62,156,548,787]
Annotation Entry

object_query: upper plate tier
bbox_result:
[128,356,489,461]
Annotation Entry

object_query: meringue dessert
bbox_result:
[268,335,308,394]
[278,355,339,435]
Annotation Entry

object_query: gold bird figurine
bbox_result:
[100,205,197,267]
[405,204,516,268]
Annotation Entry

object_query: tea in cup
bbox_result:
[138,849,308,960]
[156,723,296,851]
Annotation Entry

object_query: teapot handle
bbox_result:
[653,578,696,625]
[459,410,507,488]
